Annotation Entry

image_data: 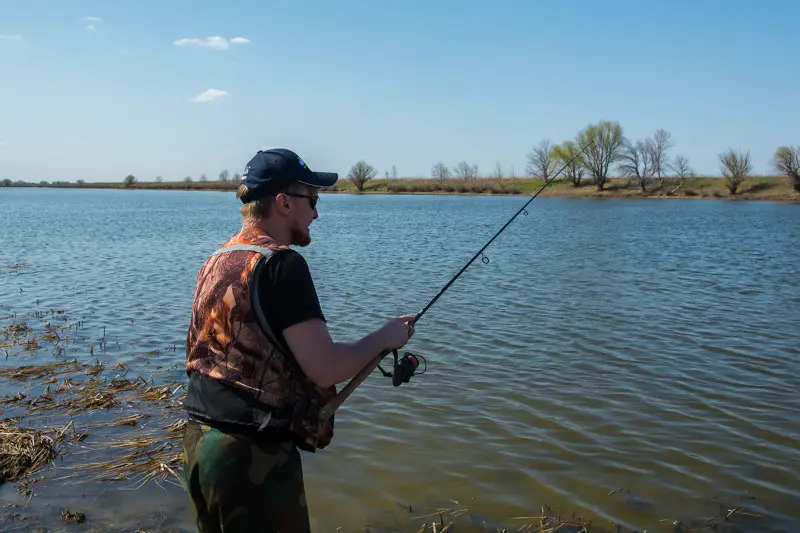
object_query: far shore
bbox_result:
[3,176,799,202]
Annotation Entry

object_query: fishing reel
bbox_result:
[377,349,427,387]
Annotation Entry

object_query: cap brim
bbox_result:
[300,171,338,188]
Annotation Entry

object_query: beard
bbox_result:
[290,222,311,247]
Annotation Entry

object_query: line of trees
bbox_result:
[518,121,799,194]
[338,121,798,196]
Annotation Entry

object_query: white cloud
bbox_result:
[0,34,22,40]
[192,89,229,103]
[86,16,102,22]
[173,36,250,50]
[86,24,96,30]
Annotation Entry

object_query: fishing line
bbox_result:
[319,141,593,420]
[414,140,594,323]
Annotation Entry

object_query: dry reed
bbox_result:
[0,419,60,484]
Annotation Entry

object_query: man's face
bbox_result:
[284,185,319,247]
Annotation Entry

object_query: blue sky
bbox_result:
[1,0,797,183]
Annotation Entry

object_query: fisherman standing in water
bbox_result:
[181,148,416,532]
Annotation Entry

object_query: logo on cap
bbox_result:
[297,156,309,169]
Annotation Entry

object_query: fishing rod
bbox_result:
[319,141,593,421]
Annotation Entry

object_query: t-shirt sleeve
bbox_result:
[259,250,326,333]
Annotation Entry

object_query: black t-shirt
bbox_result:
[258,249,326,352]
[183,249,326,440]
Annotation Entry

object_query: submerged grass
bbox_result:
[0,303,782,532]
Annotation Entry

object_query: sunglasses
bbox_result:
[283,192,320,209]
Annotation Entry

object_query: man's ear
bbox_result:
[274,192,292,215]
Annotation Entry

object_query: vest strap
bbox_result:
[211,244,277,258]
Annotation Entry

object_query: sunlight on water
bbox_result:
[1,188,799,532]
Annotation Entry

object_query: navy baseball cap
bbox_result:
[239,148,338,203]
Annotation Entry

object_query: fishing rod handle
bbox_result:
[318,349,390,421]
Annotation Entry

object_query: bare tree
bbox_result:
[492,161,503,181]
[200,173,208,182]
[218,169,229,183]
[391,165,398,180]
[348,160,377,192]
[431,162,450,187]
[525,140,557,181]
[508,164,516,179]
[551,140,586,187]
[650,129,673,186]
[576,121,625,190]
[719,149,752,194]
[773,145,800,193]
[453,161,478,179]
[618,138,656,191]
[233,172,241,181]
[667,155,693,193]
[155,176,164,183]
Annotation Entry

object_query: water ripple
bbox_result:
[1,189,799,532]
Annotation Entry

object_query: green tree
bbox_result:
[123,175,136,187]
[551,140,586,187]
[576,120,625,190]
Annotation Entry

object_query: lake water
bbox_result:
[1,187,799,532]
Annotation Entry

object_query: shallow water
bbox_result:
[1,187,799,532]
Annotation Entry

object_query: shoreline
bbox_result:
[2,176,799,203]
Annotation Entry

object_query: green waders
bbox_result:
[181,419,311,533]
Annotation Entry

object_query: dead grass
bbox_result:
[0,419,60,484]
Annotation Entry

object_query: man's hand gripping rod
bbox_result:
[318,142,592,422]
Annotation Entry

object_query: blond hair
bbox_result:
[236,183,306,222]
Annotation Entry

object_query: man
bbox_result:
[181,148,415,533]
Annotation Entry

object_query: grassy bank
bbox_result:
[3,175,799,202]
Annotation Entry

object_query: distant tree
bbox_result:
[184,176,193,183]
[453,161,478,179]
[124,174,136,187]
[668,155,693,194]
[77,178,85,186]
[218,169,229,183]
[1,178,11,187]
[391,165,398,180]
[576,120,625,190]
[671,155,693,180]
[773,145,800,193]
[508,164,516,179]
[431,162,450,186]
[551,140,586,187]
[348,160,377,192]
[525,140,557,181]
[650,129,673,186]
[491,161,503,181]
[719,149,752,194]
[155,176,164,183]
[233,172,241,181]
[200,173,208,182]
[618,138,656,191]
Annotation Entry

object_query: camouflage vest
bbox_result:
[185,224,336,451]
